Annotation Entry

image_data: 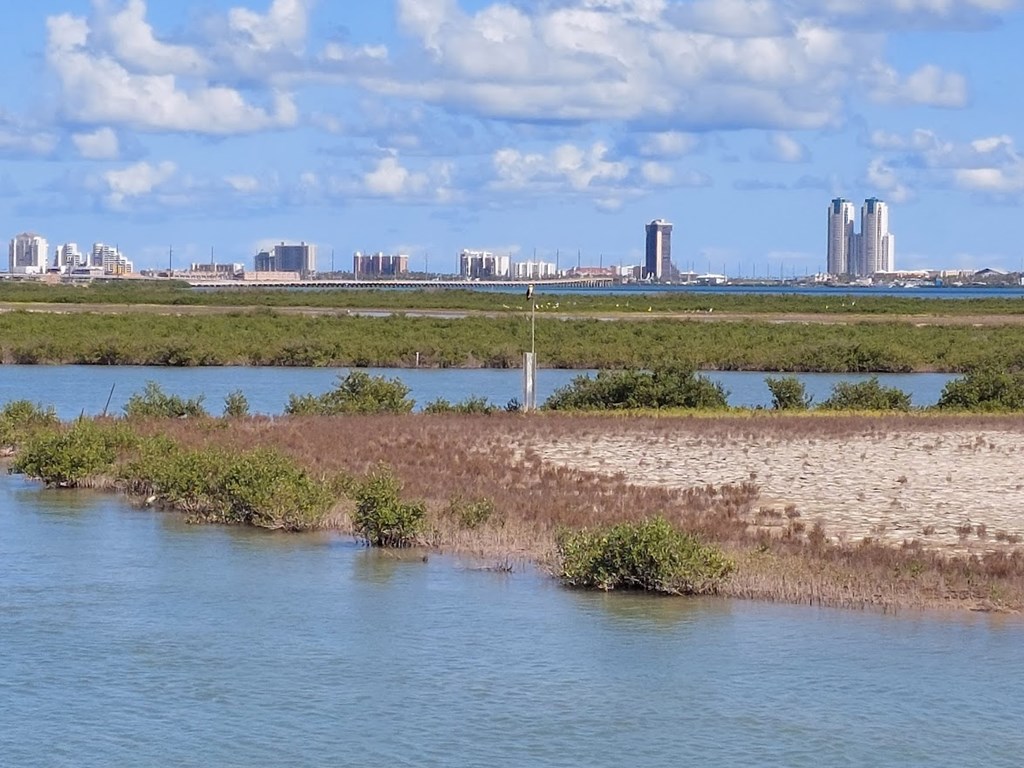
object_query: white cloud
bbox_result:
[638,131,700,157]
[72,127,120,160]
[363,156,430,197]
[45,8,298,135]
[0,114,57,157]
[224,174,261,193]
[94,0,207,75]
[382,0,858,129]
[866,157,913,202]
[640,161,674,185]
[869,63,968,108]
[753,132,810,162]
[493,142,629,192]
[103,160,177,207]
[228,0,310,52]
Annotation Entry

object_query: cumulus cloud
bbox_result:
[45,7,298,135]
[753,132,810,163]
[103,160,177,207]
[866,157,913,202]
[72,127,120,160]
[382,0,856,129]
[868,63,969,108]
[0,113,57,157]
[93,0,207,75]
[492,142,629,192]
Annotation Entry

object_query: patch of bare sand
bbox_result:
[530,427,1024,554]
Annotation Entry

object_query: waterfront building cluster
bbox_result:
[827,198,895,277]
[9,232,133,276]
[353,252,409,278]
[254,242,317,278]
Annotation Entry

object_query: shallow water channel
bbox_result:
[1,475,1022,767]
[0,365,954,417]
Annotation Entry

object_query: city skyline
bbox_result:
[0,2,1022,275]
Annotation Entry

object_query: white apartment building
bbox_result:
[826,199,856,276]
[513,260,557,280]
[826,198,895,277]
[55,243,87,271]
[859,198,895,275]
[459,250,511,279]
[9,233,49,274]
[91,243,133,275]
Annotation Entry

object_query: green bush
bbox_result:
[285,371,414,415]
[555,517,734,594]
[446,494,500,529]
[352,464,425,547]
[223,390,250,418]
[935,367,1024,411]
[819,377,911,411]
[0,400,58,448]
[124,381,208,419]
[13,420,137,487]
[765,376,812,410]
[423,395,498,414]
[118,440,334,529]
[544,365,728,410]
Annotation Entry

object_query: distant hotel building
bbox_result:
[55,243,87,271]
[255,242,317,277]
[9,232,48,274]
[353,251,409,278]
[644,219,673,280]
[827,198,895,277]
[513,260,557,280]
[459,250,511,279]
[91,243,133,275]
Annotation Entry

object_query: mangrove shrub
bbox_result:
[544,365,728,411]
[13,420,137,487]
[352,464,425,547]
[765,376,812,410]
[286,371,414,415]
[819,377,911,411]
[0,400,58,448]
[556,517,734,594]
[935,368,1024,411]
[124,382,208,419]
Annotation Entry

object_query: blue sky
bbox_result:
[2,0,1023,275]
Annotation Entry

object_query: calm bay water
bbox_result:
[1,475,1022,767]
[0,365,954,417]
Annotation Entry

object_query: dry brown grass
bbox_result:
[140,412,1024,613]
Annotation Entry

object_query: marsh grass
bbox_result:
[137,411,1024,612]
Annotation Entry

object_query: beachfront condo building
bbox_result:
[459,250,511,279]
[827,199,856,276]
[826,198,895,277]
[8,232,49,274]
[645,219,673,281]
[254,242,317,278]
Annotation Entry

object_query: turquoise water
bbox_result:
[2,475,1022,767]
[0,365,954,418]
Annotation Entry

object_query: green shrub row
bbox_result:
[556,517,734,594]
[7,309,1024,372]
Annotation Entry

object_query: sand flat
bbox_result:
[530,425,1024,553]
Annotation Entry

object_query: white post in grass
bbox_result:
[523,284,537,411]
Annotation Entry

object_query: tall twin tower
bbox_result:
[827,198,895,277]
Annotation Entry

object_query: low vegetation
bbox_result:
[935,367,1024,411]
[545,365,729,410]
[0,400,58,449]
[765,376,813,410]
[124,381,208,419]
[819,377,912,411]
[351,463,426,547]
[5,308,1024,372]
[285,371,414,415]
[556,517,734,594]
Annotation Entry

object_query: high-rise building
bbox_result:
[9,233,49,274]
[825,198,896,277]
[253,242,317,277]
[860,198,895,275]
[55,243,87,272]
[459,250,510,279]
[644,219,673,280]
[91,243,133,274]
[826,199,856,276]
[353,252,409,278]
